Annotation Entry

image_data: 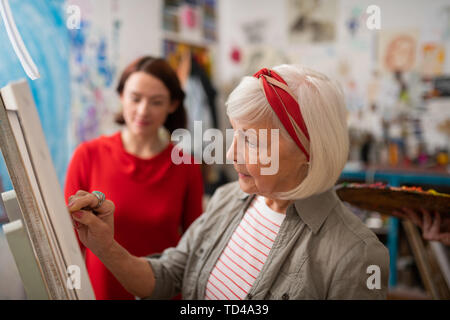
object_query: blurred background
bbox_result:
[0,0,449,299]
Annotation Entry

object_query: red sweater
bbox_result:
[64,132,203,300]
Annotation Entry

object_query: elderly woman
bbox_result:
[68,64,389,300]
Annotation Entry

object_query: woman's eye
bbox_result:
[152,100,164,106]
[131,97,140,103]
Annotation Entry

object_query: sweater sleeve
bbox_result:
[181,163,204,232]
[64,142,91,251]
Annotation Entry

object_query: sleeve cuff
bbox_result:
[141,254,176,300]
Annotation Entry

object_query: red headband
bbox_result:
[253,68,310,161]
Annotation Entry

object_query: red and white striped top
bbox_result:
[205,195,286,300]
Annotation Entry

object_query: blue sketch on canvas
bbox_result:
[0,0,70,196]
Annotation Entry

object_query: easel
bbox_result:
[1,190,49,299]
[0,80,94,299]
[402,220,450,299]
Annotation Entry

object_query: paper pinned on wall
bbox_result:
[378,29,419,73]
[287,0,337,44]
[422,98,450,153]
[0,0,40,80]
[421,43,445,77]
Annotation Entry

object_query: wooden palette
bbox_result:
[335,183,450,216]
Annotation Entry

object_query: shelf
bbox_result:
[340,167,450,187]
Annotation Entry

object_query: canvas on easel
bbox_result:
[0,79,94,299]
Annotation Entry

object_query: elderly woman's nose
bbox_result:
[226,138,236,162]
[227,135,246,163]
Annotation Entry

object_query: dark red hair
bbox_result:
[115,56,186,133]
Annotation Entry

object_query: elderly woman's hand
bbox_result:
[68,190,115,256]
[68,190,156,298]
[392,208,450,246]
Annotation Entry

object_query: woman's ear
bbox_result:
[169,100,180,114]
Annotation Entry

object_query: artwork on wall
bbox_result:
[421,43,445,77]
[287,0,337,44]
[341,4,373,51]
[422,99,450,153]
[437,5,450,41]
[68,0,167,150]
[345,6,364,38]
[68,0,121,147]
[378,30,419,73]
[243,46,291,78]
[241,20,267,45]
[162,0,217,43]
[179,2,203,41]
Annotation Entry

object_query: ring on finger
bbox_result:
[92,191,105,209]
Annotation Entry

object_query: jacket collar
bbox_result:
[237,188,251,200]
[292,188,339,234]
[236,184,338,234]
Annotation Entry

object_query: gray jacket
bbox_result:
[145,181,389,300]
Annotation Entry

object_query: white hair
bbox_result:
[226,64,349,200]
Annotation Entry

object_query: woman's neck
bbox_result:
[263,197,293,214]
[121,128,167,159]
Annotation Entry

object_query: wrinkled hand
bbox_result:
[67,190,116,256]
[392,207,450,246]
